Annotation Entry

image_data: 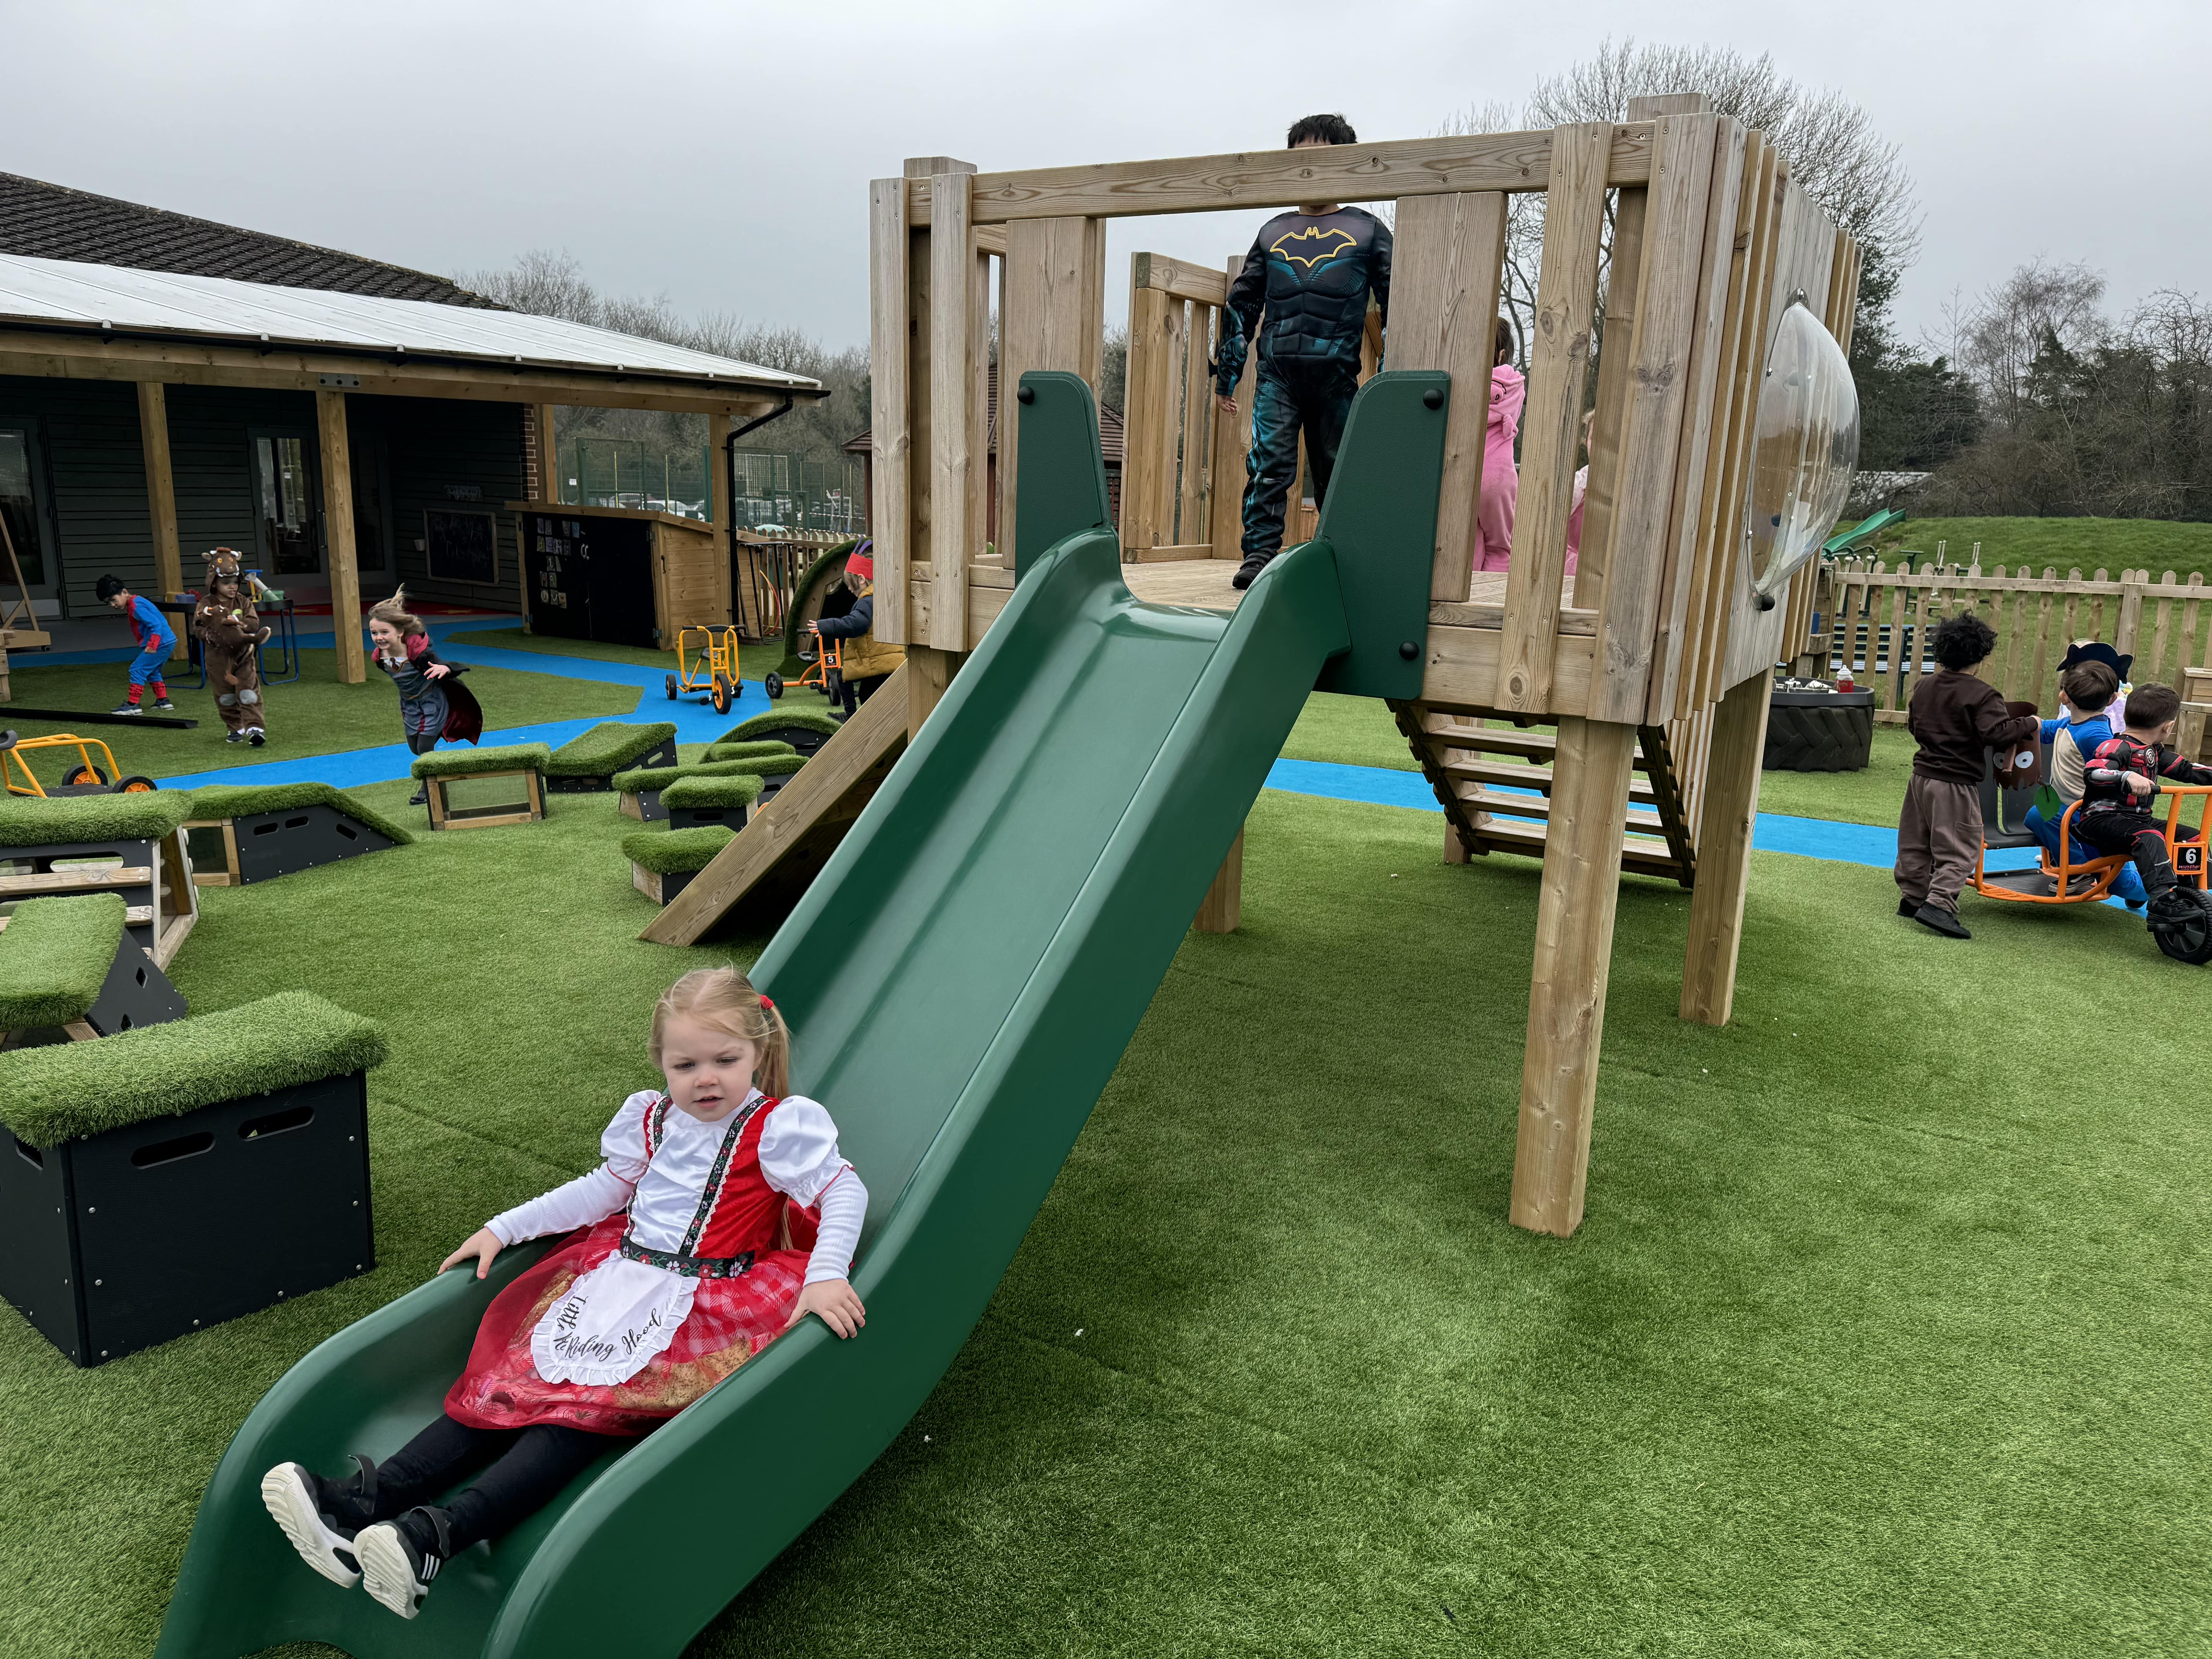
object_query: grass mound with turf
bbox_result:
[620,824,735,874]
[705,752,805,780]
[611,757,759,795]
[658,773,765,811]
[545,721,679,778]
[409,742,551,780]
[0,789,190,847]
[718,708,842,746]
[0,990,386,1147]
[701,740,799,763]
[184,781,415,845]
[0,893,126,1030]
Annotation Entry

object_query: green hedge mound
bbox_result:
[546,721,678,777]
[659,773,766,811]
[185,781,415,846]
[410,742,552,780]
[717,709,842,746]
[0,790,190,848]
[622,825,736,875]
[704,752,805,779]
[0,894,126,1030]
[611,757,752,796]
[0,991,388,1148]
[699,740,797,764]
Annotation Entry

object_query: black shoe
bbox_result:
[1230,554,1273,591]
[408,785,429,806]
[356,1505,453,1620]
[151,698,176,711]
[109,702,144,716]
[225,730,249,744]
[1897,898,1920,918]
[260,1456,376,1587]
[246,727,266,747]
[1913,902,1971,939]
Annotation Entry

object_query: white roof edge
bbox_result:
[0,252,824,394]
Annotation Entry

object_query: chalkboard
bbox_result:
[425,508,498,585]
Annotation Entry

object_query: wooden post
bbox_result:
[927,167,976,651]
[1193,828,1243,933]
[708,410,732,626]
[1211,254,1257,560]
[315,389,365,684]
[1123,280,1177,558]
[1678,670,1771,1025]
[906,643,957,737]
[867,175,914,644]
[135,382,188,662]
[1001,215,1108,547]
[1510,716,1636,1237]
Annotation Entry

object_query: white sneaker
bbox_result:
[354,1509,450,1619]
[259,1463,361,1587]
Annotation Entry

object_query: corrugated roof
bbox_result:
[0,252,820,392]
[0,171,494,306]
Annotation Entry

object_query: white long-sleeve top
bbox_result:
[488,1089,866,1286]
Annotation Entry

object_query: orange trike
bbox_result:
[763,634,839,703]
[1975,769,2212,964]
[665,625,743,715]
[1,729,159,797]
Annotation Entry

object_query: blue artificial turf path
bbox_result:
[122,615,2070,891]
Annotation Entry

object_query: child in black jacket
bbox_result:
[2073,682,2212,934]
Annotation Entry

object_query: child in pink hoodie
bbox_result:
[1474,318,1523,572]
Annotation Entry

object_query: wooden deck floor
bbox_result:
[1122,560,1528,615]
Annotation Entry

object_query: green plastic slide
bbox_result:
[153,369,1448,1659]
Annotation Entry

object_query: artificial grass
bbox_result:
[409,742,552,780]
[706,752,805,780]
[1281,689,1421,771]
[702,740,801,763]
[0,649,639,784]
[0,789,190,846]
[622,824,736,874]
[0,990,386,1148]
[610,757,759,796]
[719,708,843,746]
[183,781,415,846]
[1755,721,1920,827]
[0,893,125,1030]
[5,785,2208,1657]
[658,772,766,810]
[544,720,678,777]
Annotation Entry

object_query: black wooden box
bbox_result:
[0,1071,374,1366]
[235,803,400,883]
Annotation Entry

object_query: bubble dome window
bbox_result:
[1745,294,1860,597]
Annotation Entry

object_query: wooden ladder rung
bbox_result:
[1466,816,1687,879]
[1419,721,1659,771]
[1455,784,1669,835]
[1441,757,1659,805]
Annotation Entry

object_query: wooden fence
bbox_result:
[732,527,852,641]
[1812,558,2212,720]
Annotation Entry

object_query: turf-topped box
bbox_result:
[411,743,551,830]
[658,771,765,831]
[623,824,735,904]
[183,782,413,886]
[611,745,793,823]
[0,791,199,968]
[543,721,679,793]
[0,992,385,1366]
[717,707,841,759]
[0,893,187,1044]
[700,746,807,806]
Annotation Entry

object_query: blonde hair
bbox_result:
[366,587,426,637]
[650,965,790,1098]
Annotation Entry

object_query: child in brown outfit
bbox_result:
[1895,612,2040,938]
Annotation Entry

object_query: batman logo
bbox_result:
[1269,224,1357,270]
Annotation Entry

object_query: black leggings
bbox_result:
[836,674,886,718]
[372,1415,636,1550]
[2075,812,2193,897]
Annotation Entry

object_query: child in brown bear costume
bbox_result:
[192,548,272,745]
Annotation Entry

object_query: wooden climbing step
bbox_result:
[1391,700,1699,888]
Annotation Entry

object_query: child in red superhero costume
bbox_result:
[259,967,868,1620]
[2073,682,2212,936]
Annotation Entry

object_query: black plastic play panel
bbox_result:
[522,511,658,649]
[742,723,833,759]
[1765,689,1875,772]
[234,802,400,883]
[0,1071,374,1366]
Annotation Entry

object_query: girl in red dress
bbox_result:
[259,966,868,1619]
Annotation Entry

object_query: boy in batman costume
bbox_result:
[1212,112,1391,590]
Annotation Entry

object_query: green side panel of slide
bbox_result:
[155,372,1446,1659]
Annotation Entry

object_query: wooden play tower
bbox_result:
[649,93,1862,1239]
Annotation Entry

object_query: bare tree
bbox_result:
[1935,259,2107,425]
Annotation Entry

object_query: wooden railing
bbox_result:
[732,526,852,641]
[1812,558,2212,719]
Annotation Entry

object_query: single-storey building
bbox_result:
[0,171,817,682]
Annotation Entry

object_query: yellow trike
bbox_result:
[1,730,159,797]
[666,625,743,715]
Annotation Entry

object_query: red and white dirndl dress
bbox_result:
[446,1093,814,1436]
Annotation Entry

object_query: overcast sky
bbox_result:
[5,0,2207,360]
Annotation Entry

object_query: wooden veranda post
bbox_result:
[1678,669,1769,1025]
[314,389,365,684]
[135,382,187,663]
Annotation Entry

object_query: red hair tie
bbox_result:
[759,994,774,1011]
